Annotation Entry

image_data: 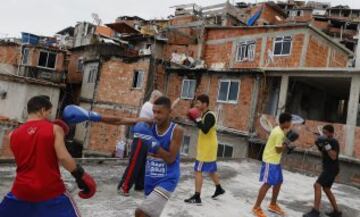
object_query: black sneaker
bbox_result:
[211,187,225,199]
[303,208,320,217]
[184,195,202,205]
[325,210,342,217]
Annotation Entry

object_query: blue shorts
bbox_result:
[194,161,217,173]
[0,192,81,217]
[259,162,283,186]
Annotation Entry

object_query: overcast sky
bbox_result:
[1,0,360,37]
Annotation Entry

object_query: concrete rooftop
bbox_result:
[0,160,359,217]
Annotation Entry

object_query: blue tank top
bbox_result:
[144,122,180,196]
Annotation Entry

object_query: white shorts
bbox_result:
[138,187,171,217]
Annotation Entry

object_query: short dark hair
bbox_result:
[27,95,52,114]
[279,112,292,124]
[323,125,334,134]
[197,94,209,106]
[154,96,171,109]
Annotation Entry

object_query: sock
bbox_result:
[194,192,200,198]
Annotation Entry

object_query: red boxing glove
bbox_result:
[71,165,97,199]
[187,107,201,122]
[53,119,70,135]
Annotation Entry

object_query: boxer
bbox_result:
[185,94,225,205]
[134,96,184,217]
[303,125,341,217]
[252,112,296,217]
[0,95,96,217]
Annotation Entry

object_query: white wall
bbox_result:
[0,79,60,122]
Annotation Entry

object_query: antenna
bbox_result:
[91,13,102,26]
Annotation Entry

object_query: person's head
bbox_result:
[195,94,209,112]
[149,90,163,104]
[322,125,335,138]
[153,96,172,125]
[27,95,52,119]
[278,112,292,130]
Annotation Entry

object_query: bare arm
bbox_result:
[3,131,12,148]
[100,115,152,125]
[275,144,284,154]
[153,126,184,164]
[53,125,77,172]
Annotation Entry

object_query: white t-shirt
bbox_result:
[139,101,153,118]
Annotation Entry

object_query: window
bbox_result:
[236,41,256,62]
[22,48,29,65]
[217,144,234,158]
[181,135,191,156]
[87,67,97,83]
[273,36,292,56]
[217,80,240,103]
[77,58,84,72]
[132,70,144,89]
[181,79,196,99]
[38,51,56,69]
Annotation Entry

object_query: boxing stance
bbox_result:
[134,96,184,217]
[253,112,297,217]
[303,125,341,217]
[185,94,225,205]
[0,95,96,217]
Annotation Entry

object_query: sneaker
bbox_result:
[252,207,267,217]
[211,187,225,199]
[303,208,320,217]
[268,204,286,216]
[184,195,202,205]
[325,210,342,217]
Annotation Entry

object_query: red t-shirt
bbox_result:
[10,119,66,202]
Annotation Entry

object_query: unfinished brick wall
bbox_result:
[257,4,285,25]
[354,128,360,158]
[67,51,83,84]
[88,107,136,154]
[168,15,200,45]
[95,57,150,107]
[0,129,13,158]
[0,44,19,65]
[305,35,329,67]
[166,73,255,132]
[329,49,348,67]
[204,42,232,69]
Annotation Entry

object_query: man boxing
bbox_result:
[134,96,184,217]
[253,112,295,217]
[185,94,225,205]
[0,95,96,217]
[303,125,341,217]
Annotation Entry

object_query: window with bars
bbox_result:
[181,79,196,99]
[217,143,234,158]
[236,41,256,62]
[38,51,56,69]
[132,70,144,89]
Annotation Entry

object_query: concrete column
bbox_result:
[276,75,289,116]
[345,75,360,156]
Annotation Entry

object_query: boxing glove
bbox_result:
[132,122,161,154]
[284,130,299,154]
[315,136,332,151]
[52,119,70,135]
[63,105,102,124]
[187,107,201,123]
[71,165,97,199]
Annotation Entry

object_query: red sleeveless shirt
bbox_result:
[10,119,66,202]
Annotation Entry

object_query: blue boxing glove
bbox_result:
[132,122,161,154]
[63,105,102,124]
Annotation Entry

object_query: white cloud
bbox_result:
[0,0,360,37]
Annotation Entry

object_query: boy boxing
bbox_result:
[0,95,96,217]
[303,125,341,217]
[185,94,225,205]
[253,112,296,217]
[133,96,184,217]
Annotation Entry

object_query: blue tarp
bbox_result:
[247,9,262,26]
